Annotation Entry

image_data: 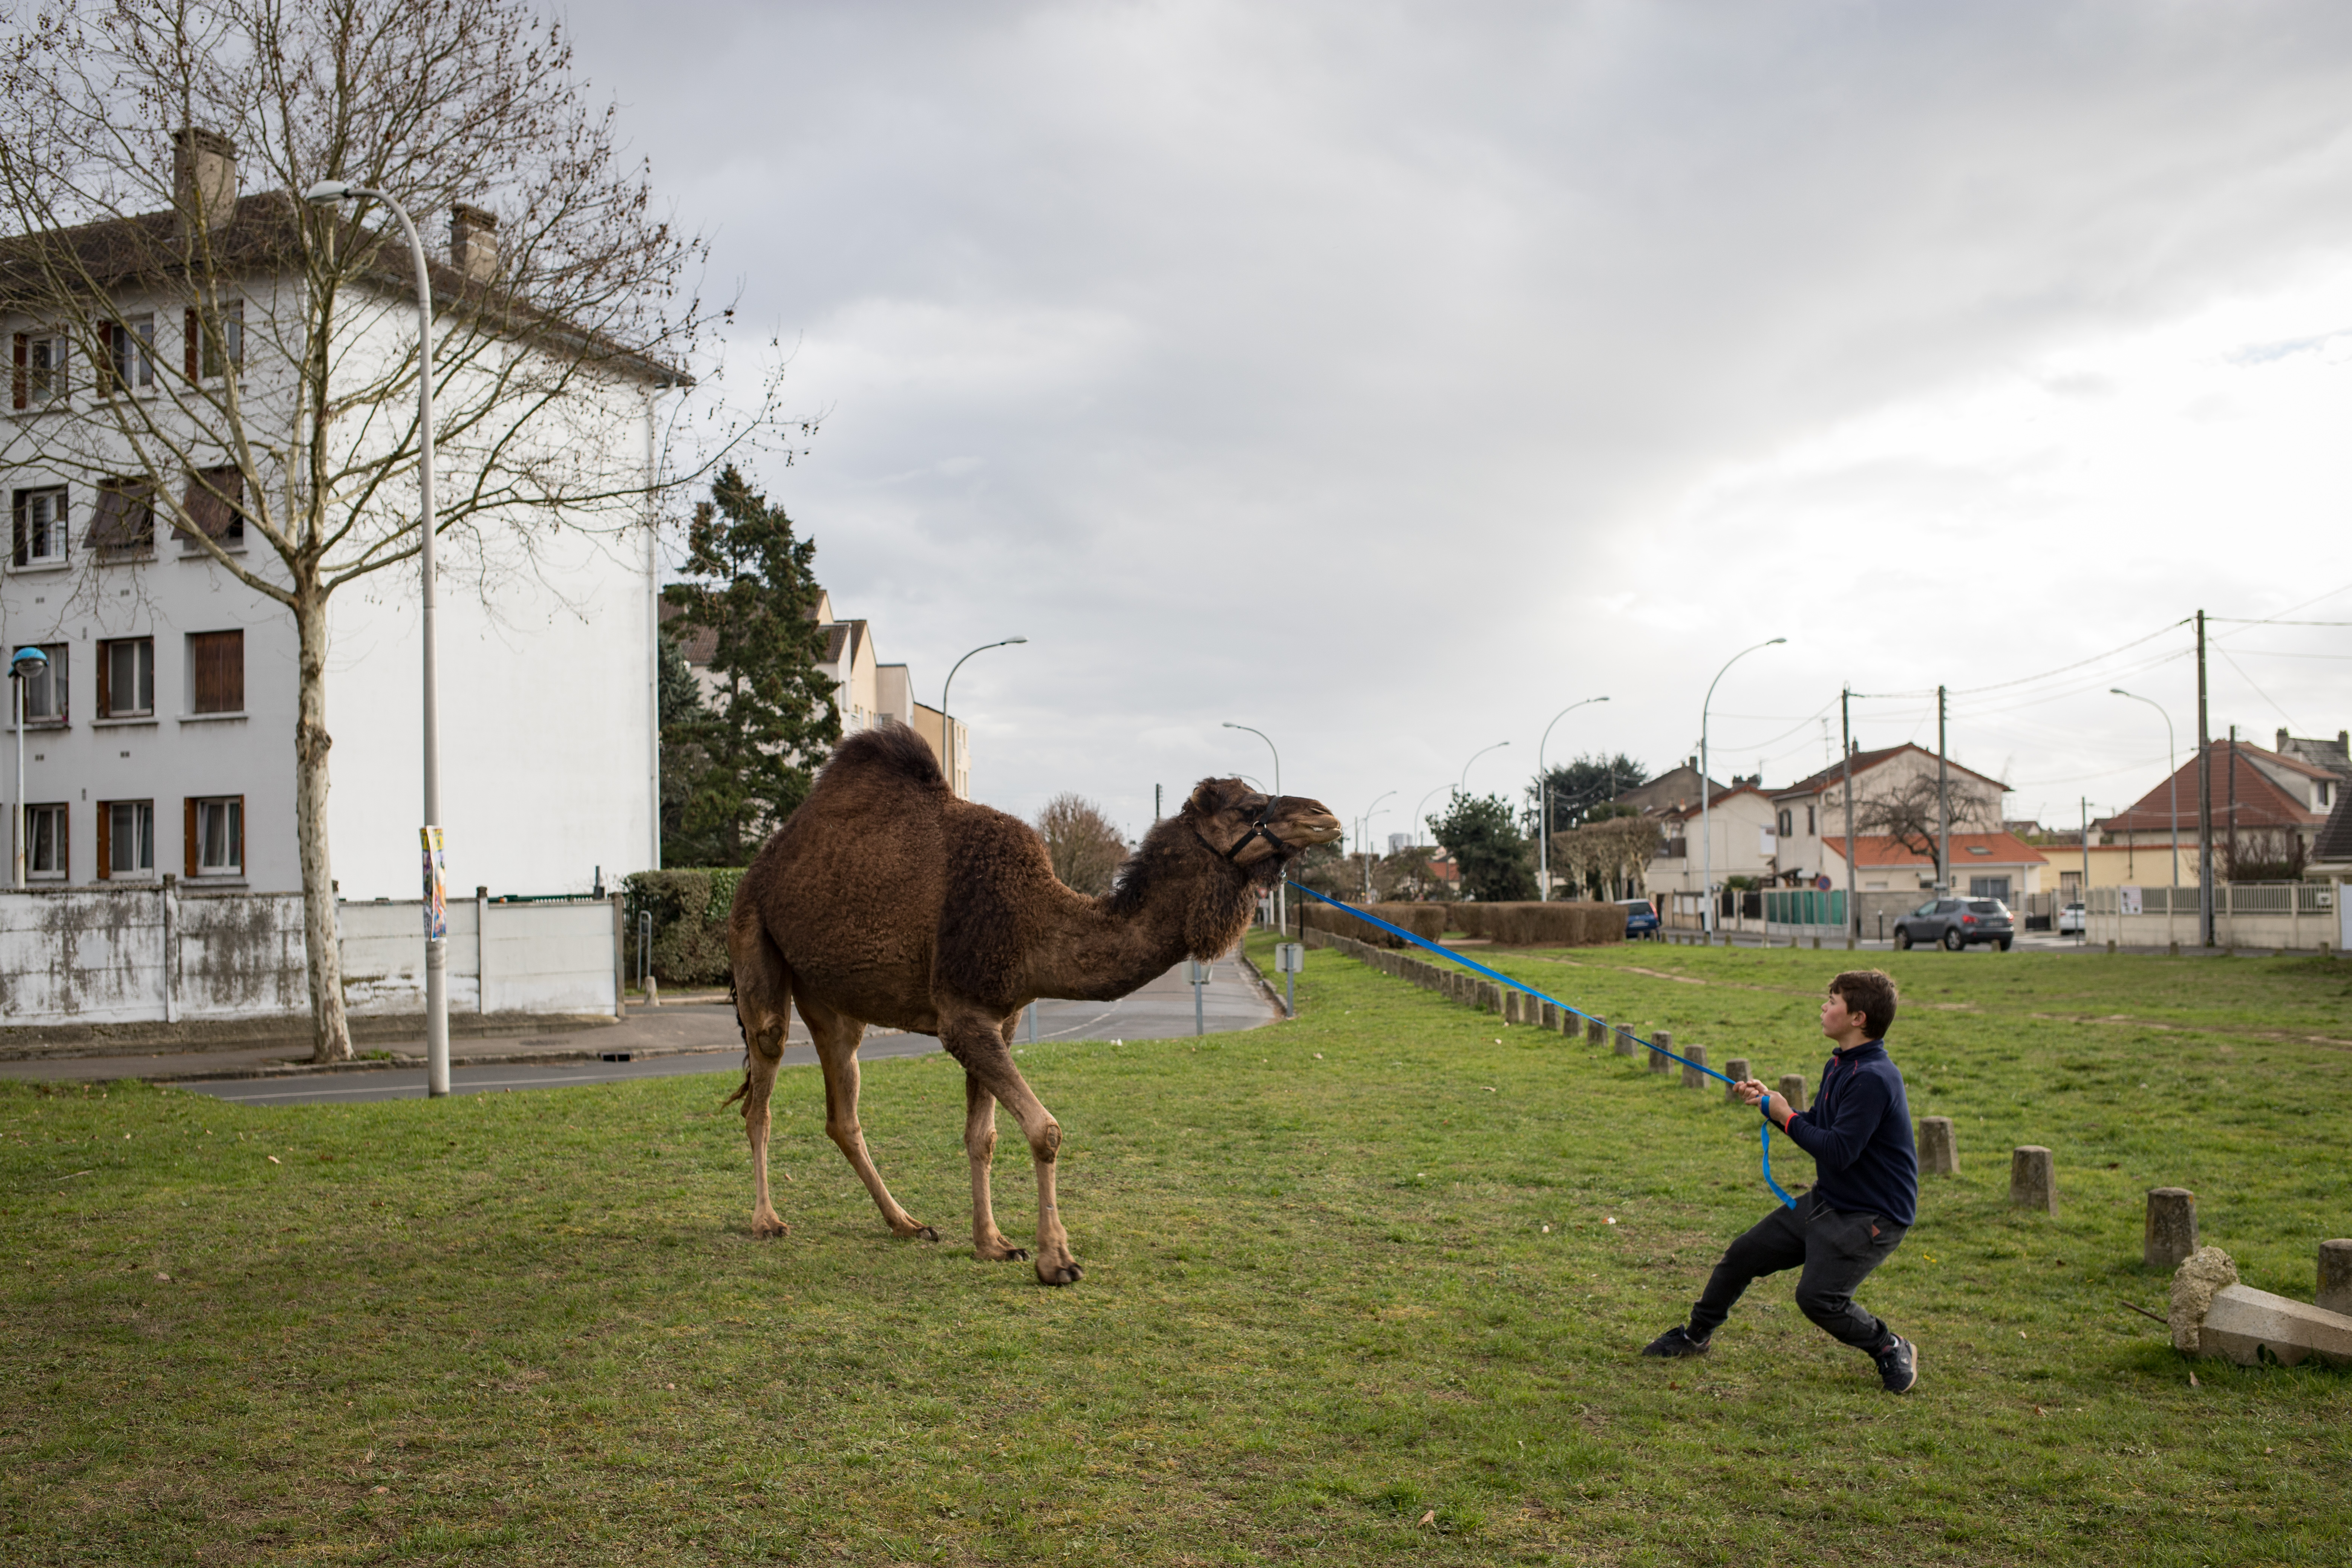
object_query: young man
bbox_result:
[1641,968,1920,1393]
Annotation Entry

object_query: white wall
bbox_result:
[0,886,617,1026]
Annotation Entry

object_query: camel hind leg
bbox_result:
[727,912,794,1238]
[942,1005,1080,1286]
[799,993,938,1243]
[964,1011,1030,1263]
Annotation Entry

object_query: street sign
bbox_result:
[1274,943,1304,973]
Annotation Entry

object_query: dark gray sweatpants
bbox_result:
[1687,1190,1905,1350]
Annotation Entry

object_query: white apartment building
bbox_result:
[4,132,664,899]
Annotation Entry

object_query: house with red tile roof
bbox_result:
[2096,738,2334,880]
[1821,831,2050,904]
[1767,744,2010,890]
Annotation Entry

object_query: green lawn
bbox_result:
[1,940,2346,1565]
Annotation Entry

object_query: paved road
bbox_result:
[150,955,1278,1107]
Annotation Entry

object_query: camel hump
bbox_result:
[815,720,948,794]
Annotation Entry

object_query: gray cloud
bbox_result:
[571,0,2352,840]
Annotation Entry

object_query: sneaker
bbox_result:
[1873,1333,1919,1393]
[1640,1326,1710,1358]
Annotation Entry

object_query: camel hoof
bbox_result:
[751,1217,790,1239]
[911,1225,940,1243]
[1036,1260,1084,1287]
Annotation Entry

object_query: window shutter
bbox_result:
[96,642,111,719]
[232,796,244,873]
[60,805,69,882]
[96,804,110,881]
[11,332,24,410]
[184,798,197,879]
[11,492,24,568]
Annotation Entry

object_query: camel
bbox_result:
[723,722,1341,1286]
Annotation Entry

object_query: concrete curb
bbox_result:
[133,1041,750,1085]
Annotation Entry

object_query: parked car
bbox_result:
[1893,897,2014,951]
[2056,901,2087,935]
[1618,898,1661,939]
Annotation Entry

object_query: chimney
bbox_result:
[450,204,499,283]
[171,128,238,236]
[2278,727,2291,752]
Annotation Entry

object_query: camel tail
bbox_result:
[720,972,751,1108]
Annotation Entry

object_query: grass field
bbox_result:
[2,939,2347,1565]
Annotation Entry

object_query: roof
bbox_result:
[1775,743,2008,801]
[1820,831,2050,868]
[2099,742,2325,834]
[1659,783,1770,822]
[1,190,685,387]
[2275,729,2352,779]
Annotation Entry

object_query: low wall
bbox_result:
[0,884,621,1027]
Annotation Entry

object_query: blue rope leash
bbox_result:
[1286,882,1798,1208]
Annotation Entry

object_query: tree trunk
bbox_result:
[294,585,353,1063]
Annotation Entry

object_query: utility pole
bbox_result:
[2081,796,2090,947]
[1841,688,1856,949]
[1154,784,1161,823]
[2196,609,2214,946]
[2226,723,2238,888]
[1936,685,1950,897]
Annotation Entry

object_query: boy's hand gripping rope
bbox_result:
[1285,883,1798,1208]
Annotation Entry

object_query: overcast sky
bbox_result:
[568,0,2352,846]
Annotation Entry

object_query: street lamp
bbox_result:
[2112,688,2182,948]
[1536,695,1609,900]
[1358,790,1395,900]
[11,646,49,888]
[1411,785,1447,847]
[1459,740,1510,795]
[1221,722,1283,930]
[302,178,450,1093]
[940,637,1027,800]
[1700,638,1786,938]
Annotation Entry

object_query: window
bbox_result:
[187,795,243,877]
[97,637,154,718]
[179,467,245,551]
[98,800,155,879]
[1806,806,1816,835]
[11,331,67,409]
[101,315,155,393]
[187,300,243,380]
[18,642,66,724]
[11,487,69,566]
[188,630,243,714]
[24,803,67,880]
[89,479,155,558]
[1776,808,1792,836]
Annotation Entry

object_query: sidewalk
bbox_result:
[0,954,1282,1088]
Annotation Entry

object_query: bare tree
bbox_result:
[1550,815,1658,900]
[0,0,782,1059]
[1034,794,1127,897]
[1852,773,1994,865]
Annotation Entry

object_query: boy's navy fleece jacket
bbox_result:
[1782,1040,1917,1227]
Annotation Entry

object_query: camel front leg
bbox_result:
[811,1018,937,1242]
[965,1072,1028,1263]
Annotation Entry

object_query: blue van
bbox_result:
[1618,898,1661,939]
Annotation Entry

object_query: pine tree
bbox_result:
[661,467,840,865]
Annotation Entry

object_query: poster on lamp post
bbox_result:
[421,827,448,941]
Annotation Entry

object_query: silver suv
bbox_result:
[1893,897,2014,952]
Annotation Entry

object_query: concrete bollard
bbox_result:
[1540,1000,1559,1030]
[1724,1058,1750,1102]
[2320,1240,2352,1317]
[1590,1013,1608,1048]
[1777,1073,1807,1113]
[1503,990,1522,1024]
[2010,1146,2058,1213]
[1649,1028,1674,1075]
[1484,982,1505,1014]
[1681,1042,1709,1089]
[2144,1188,2197,1269]
[1917,1115,1957,1174]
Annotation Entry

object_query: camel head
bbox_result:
[1182,778,1342,884]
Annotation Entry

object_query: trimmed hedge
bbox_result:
[1450,901,1624,947]
[1294,901,1447,948]
[622,868,749,986]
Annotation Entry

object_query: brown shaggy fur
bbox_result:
[723,722,1339,1285]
